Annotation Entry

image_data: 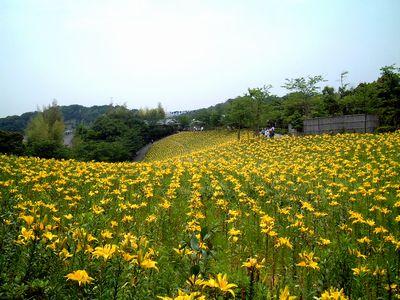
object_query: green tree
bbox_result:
[321,86,341,115]
[139,102,166,125]
[209,110,222,127]
[247,85,271,134]
[225,96,252,140]
[282,75,326,118]
[340,82,378,115]
[0,130,24,155]
[25,101,66,158]
[26,113,50,142]
[282,93,306,131]
[338,64,399,130]
[375,64,400,128]
[74,106,146,162]
[260,95,284,130]
[43,101,65,143]
[26,100,64,144]
[177,115,190,128]
[283,75,326,98]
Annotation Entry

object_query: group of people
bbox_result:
[260,126,275,138]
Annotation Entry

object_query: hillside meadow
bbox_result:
[144,130,237,162]
[0,131,400,299]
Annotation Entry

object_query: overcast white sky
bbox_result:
[0,0,399,117]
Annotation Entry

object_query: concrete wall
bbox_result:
[303,114,379,134]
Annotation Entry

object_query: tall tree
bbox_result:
[25,101,67,158]
[248,85,272,134]
[139,102,166,124]
[26,113,50,142]
[322,86,341,115]
[26,100,64,145]
[226,96,252,140]
[282,75,326,117]
[282,75,326,98]
[74,106,147,162]
[375,64,400,128]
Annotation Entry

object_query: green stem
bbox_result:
[113,258,122,300]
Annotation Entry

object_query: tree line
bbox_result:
[0,102,176,162]
[0,64,398,161]
[179,65,399,136]
[0,104,113,133]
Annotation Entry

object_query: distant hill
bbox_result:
[0,101,236,134]
[0,105,116,133]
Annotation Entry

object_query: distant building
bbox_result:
[190,120,205,131]
[156,118,180,126]
[167,111,189,117]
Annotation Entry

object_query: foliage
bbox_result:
[72,140,130,162]
[374,125,397,133]
[282,75,326,98]
[26,101,64,144]
[26,113,50,142]
[248,86,271,133]
[138,102,166,125]
[374,65,400,127]
[145,125,176,142]
[177,115,190,128]
[60,104,114,125]
[0,105,113,134]
[321,86,341,116]
[25,140,71,159]
[0,130,24,155]
[0,112,37,133]
[73,107,145,162]
[24,101,68,158]
[73,106,177,162]
[225,96,253,140]
[1,65,398,139]
[180,64,399,132]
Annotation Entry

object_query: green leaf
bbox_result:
[200,226,208,239]
[190,265,200,276]
[190,235,200,251]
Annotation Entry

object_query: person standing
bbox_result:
[270,126,275,138]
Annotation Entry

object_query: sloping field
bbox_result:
[144,130,238,161]
[0,132,399,299]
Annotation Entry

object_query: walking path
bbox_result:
[133,143,152,162]
[63,133,74,147]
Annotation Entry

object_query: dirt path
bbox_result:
[133,143,152,162]
[63,133,74,147]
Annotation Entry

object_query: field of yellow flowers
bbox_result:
[144,130,237,161]
[1,131,399,299]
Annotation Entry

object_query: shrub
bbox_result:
[0,130,24,155]
[26,140,70,159]
[374,125,397,133]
